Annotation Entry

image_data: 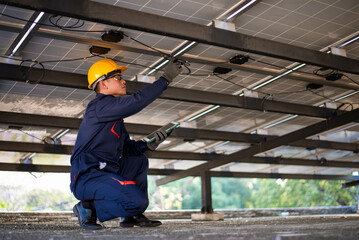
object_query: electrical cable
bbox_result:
[0,12,323,79]
[20,60,45,84]
[17,129,44,141]
[122,32,170,59]
[1,54,102,84]
[248,56,312,75]
[341,103,354,111]
[213,73,308,98]
[213,73,252,91]
[343,74,359,86]
[307,89,359,110]
[49,15,85,29]
[307,88,336,102]
[0,12,106,33]
[1,12,358,108]
[2,11,357,88]
[90,53,161,70]
[29,172,45,178]
[0,128,8,134]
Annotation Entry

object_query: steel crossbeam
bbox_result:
[0,0,359,74]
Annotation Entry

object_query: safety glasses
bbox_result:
[112,75,123,81]
[92,70,124,91]
[106,72,123,81]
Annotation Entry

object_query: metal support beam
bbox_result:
[156,108,359,185]
[293,139,359,153]
[210,171,357,181]
[0,20,357,91]
[201,171,213,213]
[0,63,343,119]
[0,162,357,181]
[0,141,73,154]
[1,0,359,74]
[1,112,358,153]
[1,141,359,169]
[342,180,359,188]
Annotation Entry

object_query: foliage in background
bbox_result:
[0,185,77,211]
[148,177,357,210]
[250,179,357,208]
[0,177,357,211]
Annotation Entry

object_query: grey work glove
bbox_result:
[146,130,168,151]
[161,59,182,84]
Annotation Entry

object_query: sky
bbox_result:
[0,171,71,192]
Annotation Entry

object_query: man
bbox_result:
[70,58,182,229]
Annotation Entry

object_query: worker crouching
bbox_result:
[70,59,182,229]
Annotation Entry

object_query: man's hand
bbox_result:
[161,59,182,84]
[146,130,168,151]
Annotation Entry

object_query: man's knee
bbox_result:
[123,193,148,216]
[136,196,149,213]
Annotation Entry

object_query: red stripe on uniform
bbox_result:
[111,177,136,185]
[111,122,120,139]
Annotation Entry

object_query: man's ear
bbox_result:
[99,80,108,90]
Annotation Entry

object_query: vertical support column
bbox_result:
[201,171,213,214]
[356,186,359,213]
[191,171,224,221]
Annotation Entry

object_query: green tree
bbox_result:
[0,199,9,210]
[148,176,201,210]
[0,185,77,211]
[25,189,78,211]
[212,178,253,209]
[251,179,357,208]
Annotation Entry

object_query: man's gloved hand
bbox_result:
[146,130,168,151]
[161,59,182,84]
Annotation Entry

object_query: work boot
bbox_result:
[73,202,102,230]
[120,214,162,228]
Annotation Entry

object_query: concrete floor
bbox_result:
[1,214,359,240]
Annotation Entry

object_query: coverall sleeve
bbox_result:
[122,128,149,156]
[95,78,168,122]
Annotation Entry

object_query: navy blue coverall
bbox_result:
[70,77,168,222]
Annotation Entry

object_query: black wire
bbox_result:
[41,54,99,64]
[343,74,359,86]
[213,73,252,91]
[307,88,336,102]
[122,32,170,58]
[271,89,309,96]
[181,73,212,77]
[0,128,8,134]
[313,68,334,77]
[0,12,312,80]
[1,54,103,84]
[0,12,105,33]
[19,60,45,84]
[213,73,304,98]
[248,56,288,70]
[49,15,85,29]
[1,54,100,64]
[92,53,162,70]
[17,129,43,141]
[248,56,312,75]
[342,103,354,111]
[2,12,358,107]
[214,72,359,109]
[307,89,359,109]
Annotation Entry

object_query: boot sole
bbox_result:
[120,223,135,228]
[73,204,102,230]
[120,222,162,228]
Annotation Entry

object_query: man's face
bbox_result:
[104,73,126,97]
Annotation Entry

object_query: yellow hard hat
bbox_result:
[87,59,127,89]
